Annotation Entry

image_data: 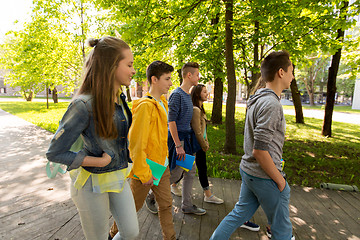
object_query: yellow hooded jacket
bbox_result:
[128,93,169,183]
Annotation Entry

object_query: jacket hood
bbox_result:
[247,88,279,109]
[132,93,167,113]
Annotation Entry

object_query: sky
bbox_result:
[0,0,33,42]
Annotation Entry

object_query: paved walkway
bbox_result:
[236,103,360,125]
[1,108,359,240]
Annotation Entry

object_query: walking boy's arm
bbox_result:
[253,149,286,191]
[169,121,185,160]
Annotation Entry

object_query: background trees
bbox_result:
[1,0,359,142]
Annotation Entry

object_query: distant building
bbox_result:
[352,80,360,110]
[0,69,20,96]
[0,69,70,98]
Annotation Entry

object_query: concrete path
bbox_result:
[282,108,360,125]
[236,103,360,125]
[1,108,360,240]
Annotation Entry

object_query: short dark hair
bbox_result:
[260,50,291,82]
[181,62,199,78]
[146,61,174,85]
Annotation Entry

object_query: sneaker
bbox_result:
[266,226,272,238]
[266,226,295,240]
[240,221,260,232]
[145,194,158,214]
[171,185,182,196]
[204,194,224,204]
[182,205,206,215]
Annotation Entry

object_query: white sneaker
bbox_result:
[171,185,182,196]
[204,194,224,204]
[266,226,295,240]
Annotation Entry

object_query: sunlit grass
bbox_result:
[1,101,359,188]
[203,103,360,188]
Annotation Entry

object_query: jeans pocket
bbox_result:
[280,181,290,194]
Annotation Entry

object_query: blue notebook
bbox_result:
[176,154,195,171]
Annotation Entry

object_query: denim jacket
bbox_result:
[46,93,132,174]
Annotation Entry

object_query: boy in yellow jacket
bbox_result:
[110,61,176,240]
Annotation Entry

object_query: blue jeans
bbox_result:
[210,169,292,240]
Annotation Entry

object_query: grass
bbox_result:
[0,102,69,133]
[0,96,72,100]
[203,103,360,188]
[0,101,359,188]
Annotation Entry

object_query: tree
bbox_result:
[223,0,237,154]
[290,65,304,123]
[323,0,350,137]
[0,17,74,102]
[297,55,329,106]
[99,0,228,122]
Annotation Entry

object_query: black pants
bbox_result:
[195,149,209,190]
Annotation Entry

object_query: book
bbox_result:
[135,158,167,186]
[176,154,195,171]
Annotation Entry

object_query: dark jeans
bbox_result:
[195,149,210,190]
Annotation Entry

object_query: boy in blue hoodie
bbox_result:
[210,51,295,240]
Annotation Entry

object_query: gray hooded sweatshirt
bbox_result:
[240,88,286,179]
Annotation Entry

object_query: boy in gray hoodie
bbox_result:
[210,51,294,240]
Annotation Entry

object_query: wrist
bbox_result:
[175,143,183,148]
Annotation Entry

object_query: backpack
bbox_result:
[46,135,84,178]
[46,95,92,179]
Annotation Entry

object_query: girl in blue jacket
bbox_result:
[46,36,138,240]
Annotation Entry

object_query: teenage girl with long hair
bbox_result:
[191,84,260,232]
[46,36,139,240]
[191,84,223,204]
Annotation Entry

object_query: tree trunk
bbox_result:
[24,91,33,101]
[210,13,223,124]
[177,69,183,85]
[46,86,49,109]
[211,73,223,124]
[126,86,132,102]
[290,65,304,123]
[249,20,260,96]
[52,87,58,103]
[136,82,143,98]
[80,1,86,62]
[223,0,237,154]
[309,91,315,106]
[322,0,348,137]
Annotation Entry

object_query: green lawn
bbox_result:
[203,103,359,188]
[0,101,359,188]
[0,96,71,100]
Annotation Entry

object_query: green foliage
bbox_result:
[0,6,78,99]
[0,0,110,101]
[96,0,360,92]
[98,0,227,85]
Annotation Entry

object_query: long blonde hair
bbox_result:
[79,36,130,139]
